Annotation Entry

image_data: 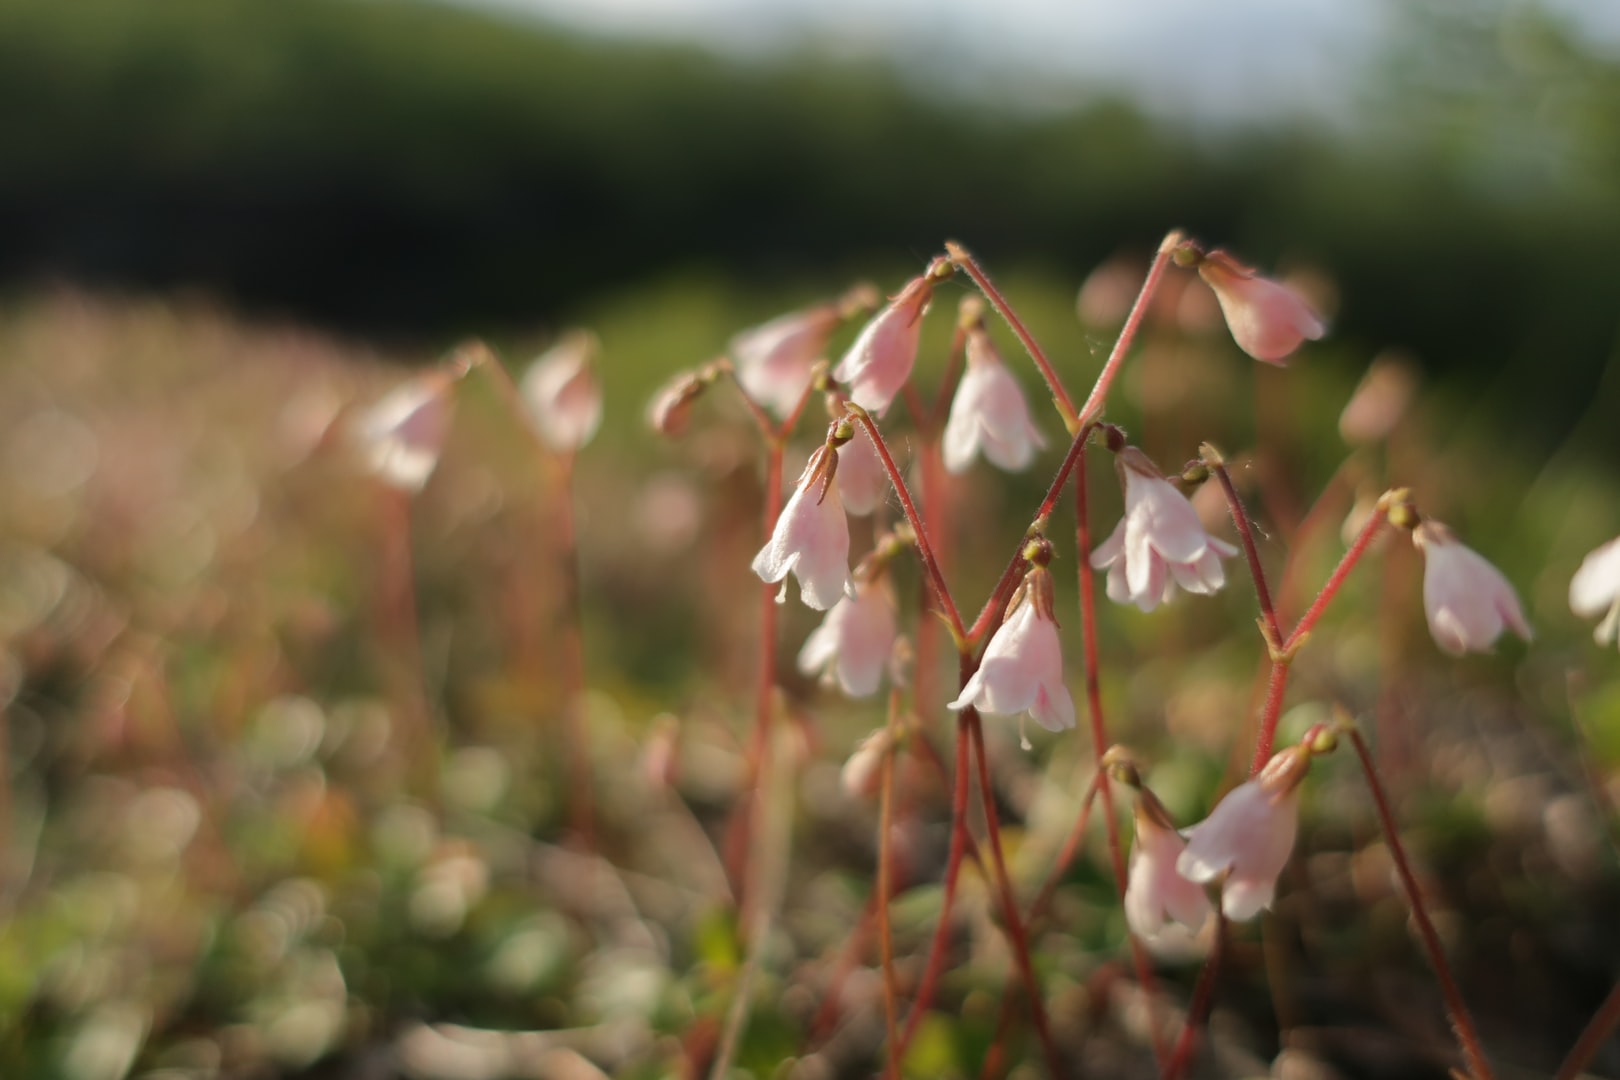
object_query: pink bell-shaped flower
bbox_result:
[942,328,1046,474]
[1178,744,1312,921]
[1413,521,1532,656]
[840,727,897,799]
[1571,536,1620,647]
[1091,448,1239,612]
[521,331,603,452]
[751,437,853,610]
[353,370,456,494]
[837,426,890,517]
[798,578,898,697]
[1197,250,1325,365]
[948,563,1074,742]
[832,275,934,414]
[732,304,841,417]
[1125,788,1214,954]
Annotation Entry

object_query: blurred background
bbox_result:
[3,0,1620,1077]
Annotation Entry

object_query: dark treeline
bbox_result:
[3,0,1619,437]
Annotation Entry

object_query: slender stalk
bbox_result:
[1074,231,1184,430]
[1347,729,1495,1080]
[555,452,596,846]
[1283,504,1389,653]
[378,483,439,803]
[967,717,1066,1078]
[895,705,973,1061]
[930,323,970,425]
[1554,977,1620,1080]
[945,241,1078,428]
[1163,910,1229,1080]
[1074,449,1168,1068]
[1207,455,1281,644]
[847,408,965,641]
[877,692,902,1080]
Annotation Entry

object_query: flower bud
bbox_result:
[521,330,602,452]
[1196,250,1325,365]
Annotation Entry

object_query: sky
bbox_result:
[442,0,1620,122]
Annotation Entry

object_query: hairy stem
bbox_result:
[1554,977,1620,1080]
[1163,910,1229,1080]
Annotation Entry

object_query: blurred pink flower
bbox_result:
[798,580,897,697]
[1413,521,1532,656]
[521,331,602,452]
[1091,448,1238,612]
[833,276,933,414]
[353,371,456,493]
[1177,747,1309,921]
[1125,797,1214,953]
[1571,535,1620,647]
[948,570,1074,740]
[732,304,841,417]
[840,727,896,799]
[837,428,890,517]
[751,446,852,610]
[941,329,1046,474]
[1197,250,1325,365]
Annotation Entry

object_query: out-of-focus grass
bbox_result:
[0,274,1616,1080]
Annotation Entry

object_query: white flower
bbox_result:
[1091,448,1239,612]
[751,446,853,610]
[1571,536,1620,648]
[1413,521,1532,656]
[833,276,933,414]
[837,427,890,517]
[941,330,1046,474]
[353,372,455,493]
[1177,746,1312,921]
[798,581,898,697]
[1196,250,1326,365]
[521,331,602,452]
[948,570,1074,740]
[1125,800,1214,955]
[732,305,840,417]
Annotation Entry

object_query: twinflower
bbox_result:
[941,327,1046,474]
[1091,448,1239,612]
[832,271,937,414]
[1194,249,1325,364]
[1177,740,1316,920]
[521,331,603,452]
[354,370,457,494]
[1118,768,1213,954]
[837,427,890,517]
[731,304,842,417]
[798,578,898,698]
[1412,521,1531,656]
[948,552,1074,745]
[1570,536,1620,648]
[751,426,854,610]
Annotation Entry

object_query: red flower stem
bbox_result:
[967,716,1066,1078]
[1347,728,1495,1080]
[379,483,439,805]
[1028,768,1102,925]
[1554,977,1620,1080]
[1074,448,1169,1068]
[1208,457,1281,645]
[1163,910,1228,1080]
[723,442,786,911]
[1074,230,1184,430]
[554,452,596,847]
[877,691,903,1080]
[848,408,965,641]
[1283,505,1388,654]
[907,730,987,874]
[1250,662,1294,778]
[717,363,779,443]
[945,240,1078,429]
[895,706,973,1061]
[930,323,970,426]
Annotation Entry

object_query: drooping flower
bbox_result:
[1196,249,1325,365]
[1412,521,1532,656]
[751,438,853,610]
[841,727,896,799]
[837,425,890,517]
[732,304,842,417]
[1091,448,1239,612]
[1177,744,1311,921]
[941,328,1046,474]
[832,274,934,414]
[521,330,602,452]
[1571,536,1620,647]
[948,561,1074,742]
[353,370,457,494]
[1125,788,1214,954]
[798,579,898,697]
[646,368,711,438]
